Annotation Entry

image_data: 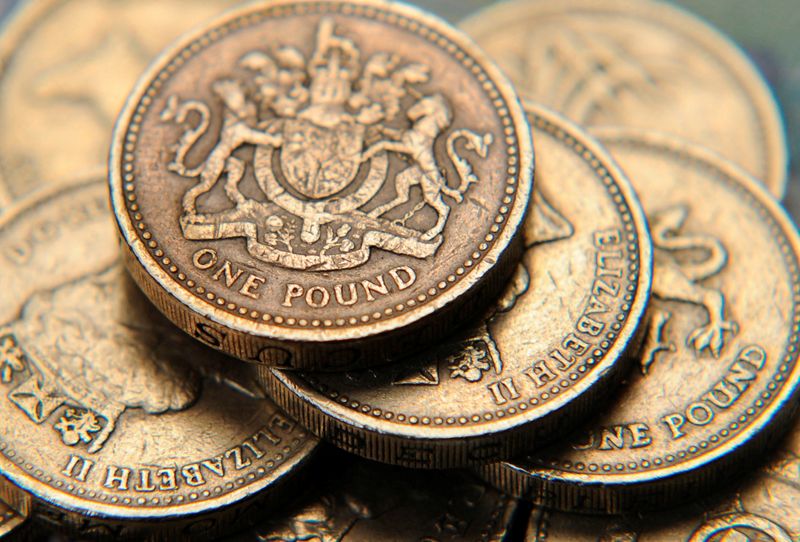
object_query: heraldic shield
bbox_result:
[280,119,366,200]
[163,18,492,272]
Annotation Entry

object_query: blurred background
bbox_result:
[0,0,795,211]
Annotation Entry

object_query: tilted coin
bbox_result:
[460,0,790,198]
[0,182,318,540]
[227,450,518,541]
[525,415,800,541]
[482,130,800,513]
[110,0,533,371]
[261,104,651,468]
[0,0,242,206]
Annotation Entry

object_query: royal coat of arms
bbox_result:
[161,18,492,271]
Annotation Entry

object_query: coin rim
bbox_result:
[109,0,534,346]
[459,0,790,199]
[0,180,320,520]
[260,104,653,459]
[483,129,800,507]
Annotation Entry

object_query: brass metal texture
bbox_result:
[481,130,800,514]
[110,0,534,371]
[260,104,652,468]
[227,451,518,541]
[524,415,800,541]
[460,0,790,198]
[0,181,319,540]
[0,0,243,206]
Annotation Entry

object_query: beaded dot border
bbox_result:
[534,139,800,476]
[119,2,522,329]
[298,113,644,426]
[0,336,312,508]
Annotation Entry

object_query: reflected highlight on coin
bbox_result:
[110,0,533,370]
[525,416,800,541]
[0,0,242,205]
[261,104,651,468]
[482,131,800,513]
[461,0,789,197]
[0,182,318,539]
[227,451,518,541]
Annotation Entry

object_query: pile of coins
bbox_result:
[0,0,796,540]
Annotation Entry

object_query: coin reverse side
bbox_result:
[0,182,318,539]
[525,416,800,541]
[0,0,241,206]
[261,104,651,468]
[461,0,789,197]
[228,451,518,541]
[482,131,800,513]
[110,0,533,370]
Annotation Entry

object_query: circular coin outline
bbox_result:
[0,180,320,526]
[0,0,246,208]
[109,0,534,370]
[481,130,800,513]
[260,103,652,468]
[460,0,789,198]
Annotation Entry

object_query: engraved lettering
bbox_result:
[103,466,131,491]
[239,274,267,300]
[134,469,156,493]
[193,248,218,270]
[305,286,330,308]
[487,377,520,405]
[182,464,205,487]
[662,414,687,440]
[158,468,178,491]
[334,283,358,306]
[212,260,244,288]
[524,360,557,388]
[225,446,252,471]
[282,284,304,307]
[194,322,226,348]
[362,275,389,302]
[389,266,417,290]
[62,455,94,483]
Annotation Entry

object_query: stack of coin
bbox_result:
[0,0,796,541]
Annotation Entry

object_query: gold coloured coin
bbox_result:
[110,0,533,370]
[0,182,318,539]
[461,0,790,198]
[261,104,651,468]
[227,450,518,541]
[0,0,242,206]
[482,130,800,513]
[525,416,800,541]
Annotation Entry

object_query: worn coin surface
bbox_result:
[0,181,318,539]
[261,104,651,468]
[110,0,533,370]
[461,0,790,198]
[482,130,800,513]
[525,415,800,541]
[0,0,242,206]
[227,450,519,541]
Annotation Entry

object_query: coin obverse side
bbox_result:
[482,130,800,514]
[0,0,243,206]
[460,0,789,198]
[227,451,518,541]
[110,0,533,371]
[0,181,319,540]
[261,104,651,468]
[525,415,800,541]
